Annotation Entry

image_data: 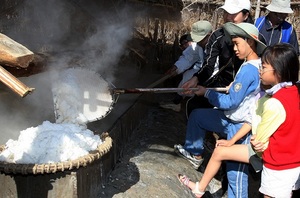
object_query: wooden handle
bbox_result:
[0,65,35,97]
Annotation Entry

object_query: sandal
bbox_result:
[177,174,205,198]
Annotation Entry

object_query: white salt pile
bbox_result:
[0,121,102,164]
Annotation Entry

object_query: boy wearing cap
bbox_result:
[176,22,266,198]
[160,21,212,112]
[255,0,299,54]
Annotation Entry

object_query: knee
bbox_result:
[189,109,204,121]
[211,147,225,161]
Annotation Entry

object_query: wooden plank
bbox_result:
[0,33,34,68]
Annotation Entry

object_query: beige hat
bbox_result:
[266,0,293,14]
[218,0,251,14]
[190,20,212,43]
[223,22,267,55]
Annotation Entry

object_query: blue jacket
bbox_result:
[255,16,299,55]
[205,59,261,123]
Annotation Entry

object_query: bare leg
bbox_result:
[198,144,249,192]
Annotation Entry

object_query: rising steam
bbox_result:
[0,0,135,146]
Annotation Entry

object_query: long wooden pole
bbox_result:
[112,87,227,94]
[146,70,177,88]
[0,65,34,97]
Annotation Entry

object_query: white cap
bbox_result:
[218,0,251,14]
[266,0,293,14]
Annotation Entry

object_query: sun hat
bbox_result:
[223,22,266,55]
[190,20,212,43]
[218,0,251,14]
[266,0,293,14]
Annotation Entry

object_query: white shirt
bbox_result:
[174,42,204,74]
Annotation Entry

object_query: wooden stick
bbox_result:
[0,65,35,97]
[147,71,177,88]
[112,87,227,94]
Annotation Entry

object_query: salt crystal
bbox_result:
[0,121,102,164]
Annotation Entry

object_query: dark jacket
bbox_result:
[193,27,243,87]
[256,16,299,55]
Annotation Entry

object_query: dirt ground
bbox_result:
[97,93,266,198]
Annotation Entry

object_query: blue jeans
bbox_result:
[183,108,250,198]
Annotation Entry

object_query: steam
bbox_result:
[82,21,133,82]
[0,0,135,145]
[4,0,134,81]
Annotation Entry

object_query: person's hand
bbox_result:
[165,65,177,76]
[181,76,199,95]
[216,139,234,147]
[225,82,233,93]
[250,135,266,152]
[193,85,206,96]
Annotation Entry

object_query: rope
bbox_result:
[0,133,112,175]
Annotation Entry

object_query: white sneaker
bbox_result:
[174,144,203,169]
[159,102,181,112]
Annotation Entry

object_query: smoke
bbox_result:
[0,0,136,144]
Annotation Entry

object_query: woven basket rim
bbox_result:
[0,132,112,175]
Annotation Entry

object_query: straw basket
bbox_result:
[0,132,112,175]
